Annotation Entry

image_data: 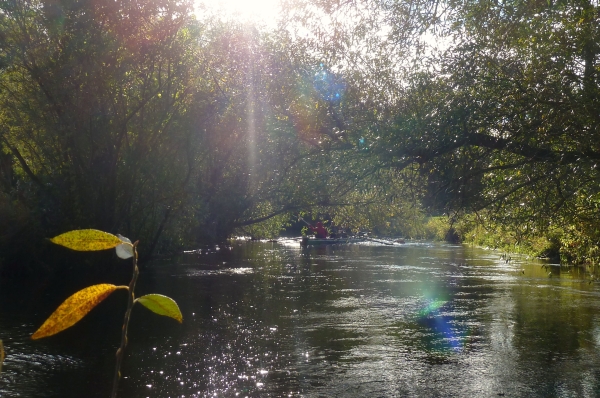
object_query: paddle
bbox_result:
[298,216,311,227]
[298,216,314,242]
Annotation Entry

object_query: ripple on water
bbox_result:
[184,267,254,277]
[4,242,600,397]
[0,350,83,397]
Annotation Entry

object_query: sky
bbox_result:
[195,0,283,26]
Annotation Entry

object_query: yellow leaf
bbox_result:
[32,284,122,339]
[50,229,123,251]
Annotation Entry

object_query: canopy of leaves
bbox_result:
[1,0,598,266]
[282,0,600,260]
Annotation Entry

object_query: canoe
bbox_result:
[300,236,365,247]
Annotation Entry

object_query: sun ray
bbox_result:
[195,0,283,26]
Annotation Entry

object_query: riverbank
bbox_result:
[423,215,597,266]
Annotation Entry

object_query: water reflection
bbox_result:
[2,242,600,397]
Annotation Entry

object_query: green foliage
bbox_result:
[233,205,293,239]
[558,223,600,266]
[0,0,598,266]
[423,217,452,242]
[284,0,600,261]
[0,1,401,254]
[307,167,430,238]
[450,213,561,259]
[0,0,198,253]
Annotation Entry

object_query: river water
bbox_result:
[2,240,600,397]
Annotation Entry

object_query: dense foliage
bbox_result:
[0,0,598,271]
[0,0,406,267]
[284,0,600,263]
[386,0,600,264]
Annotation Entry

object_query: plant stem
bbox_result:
[0,339,4,374]
[110,243,139,398]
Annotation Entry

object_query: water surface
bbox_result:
[1,241,600,397]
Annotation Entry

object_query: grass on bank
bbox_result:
[425,215,600,267]
[424,215,559,257]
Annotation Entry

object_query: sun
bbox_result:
[195,0,283,26]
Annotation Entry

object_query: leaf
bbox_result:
[117,235,132,245]
[32,284,121,339]
[50,229,123,251]
[116,235,134,259]
[136,294,183,323]
[115,243,134,259]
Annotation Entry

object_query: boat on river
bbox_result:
[300,236,365,247]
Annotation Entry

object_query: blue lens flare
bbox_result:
[313,64,345,103]
[417,299,470,353]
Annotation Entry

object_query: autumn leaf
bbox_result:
[32,284,125,339]
[50,229,123,251]
[136,294,183,323]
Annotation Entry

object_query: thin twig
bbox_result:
[111,242,139,398]
[0,339,4,374]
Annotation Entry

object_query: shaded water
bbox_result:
[2,241,600,397]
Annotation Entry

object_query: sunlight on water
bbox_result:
[185,267,254,276]
[3,242,600,397]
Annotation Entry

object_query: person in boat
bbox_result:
[309,222,329,239]
[329,224,338,239]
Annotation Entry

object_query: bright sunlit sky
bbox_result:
[195,0,284,26]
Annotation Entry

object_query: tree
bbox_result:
[375,0,600,258]
[0,0,201,256]
[283,0,600,258]
[1,0,402,256]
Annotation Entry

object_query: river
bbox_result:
[1,240,600,397]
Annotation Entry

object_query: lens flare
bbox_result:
[417,299,471,353]
[313,64,345,103]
